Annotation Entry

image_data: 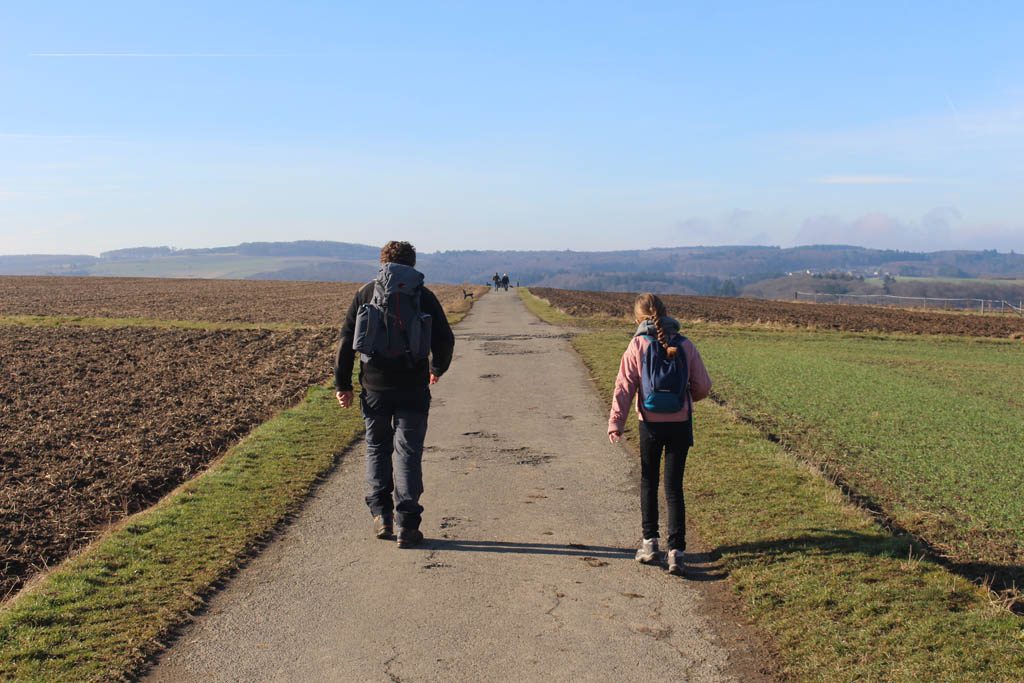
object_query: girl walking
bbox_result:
[608,293,712,576]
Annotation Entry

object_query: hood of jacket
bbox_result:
[634,315,681,339]
[376,262,424,296]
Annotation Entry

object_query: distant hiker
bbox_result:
[335,241,455,548]
[501,273,510,291]
[607,293,711,576]
[492,272,501,291]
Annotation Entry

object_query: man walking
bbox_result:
[335,241,455,548]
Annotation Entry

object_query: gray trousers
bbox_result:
[360,389,430,530]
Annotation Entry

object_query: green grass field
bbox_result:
[699,327,1024,572]
[522,288,1024,681]
[865,276,1024,289]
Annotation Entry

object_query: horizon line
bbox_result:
[1,242,1018,260]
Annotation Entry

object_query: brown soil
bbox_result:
[0,325,335,599]
[0,276,483,326]
[531,287,1024,338]
[0,276,486,602]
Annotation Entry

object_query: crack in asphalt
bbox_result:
[383,653,404,683]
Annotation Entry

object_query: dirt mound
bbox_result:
[531,287,1024,338]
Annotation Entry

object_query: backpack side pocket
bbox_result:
[353,303,383,358]
[409,313,432,360]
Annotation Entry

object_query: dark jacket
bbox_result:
[335,280,455,392]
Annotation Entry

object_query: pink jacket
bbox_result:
[608,333,712,435]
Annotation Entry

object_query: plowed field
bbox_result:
[0,276,481,326]
[1,276,483,601]
[0,325,334,599]
[530,287,1024,338]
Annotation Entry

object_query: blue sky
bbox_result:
[2,1,1022,255]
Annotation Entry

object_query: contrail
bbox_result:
[945,92,966,130]
[31,52,306,58]
[813,175,927,185]
[0,133,105,139]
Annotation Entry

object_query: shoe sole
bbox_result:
[636,553,660,564]
[397,533,423,548]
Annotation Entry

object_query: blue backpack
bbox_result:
[639,335,689,413]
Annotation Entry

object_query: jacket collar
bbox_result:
[634,315,681,338]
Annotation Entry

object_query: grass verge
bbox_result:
[444,287,488,325]
[523,291,1024,681]
[0,385,364,682]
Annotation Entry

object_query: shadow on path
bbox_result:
[424,539,730,582]
[426,538,631,558]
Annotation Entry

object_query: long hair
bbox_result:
[633,293,678,359]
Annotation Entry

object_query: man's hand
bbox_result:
[429,373,440,385]
[336,391,353,409]
[609,431,622,444]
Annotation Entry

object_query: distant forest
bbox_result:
[2,241,1022,300]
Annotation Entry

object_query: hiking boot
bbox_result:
[635,538,660,564]
[374,515,394,540]
[397,527,424,548]
[667,549,686,576]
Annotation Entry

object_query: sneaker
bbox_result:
[635,538,660,564]
[667,549,686,576]
[397,527,424,548]
[374,515,393,540]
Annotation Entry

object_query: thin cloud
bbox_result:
[0,133,105,140]
[786,102,1024,156]
[31,52,306,58]
[811,175,944,185]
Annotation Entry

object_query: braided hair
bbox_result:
[633,293,678,359]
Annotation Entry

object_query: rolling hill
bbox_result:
[3,241,1023,298]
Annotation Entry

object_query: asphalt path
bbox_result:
[145,290,770,682]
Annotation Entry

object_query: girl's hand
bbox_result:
[609,431,622,444]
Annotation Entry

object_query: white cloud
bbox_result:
[783,100,1024,159]
[811,175,948,185]
[793,208,1022,252]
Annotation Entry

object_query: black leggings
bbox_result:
[638,420,691,551]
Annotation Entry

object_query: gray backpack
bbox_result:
[353,263,432,363]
